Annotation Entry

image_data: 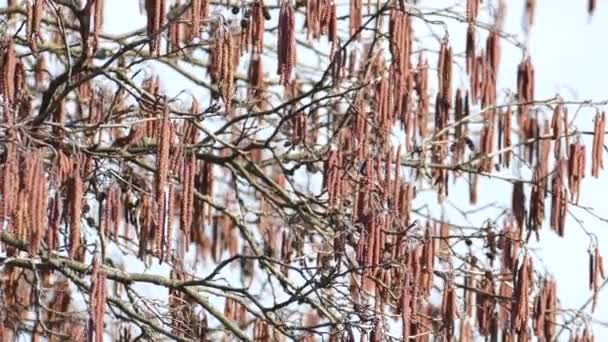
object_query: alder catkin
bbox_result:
[69,172,83,259]
[277,1,296,86]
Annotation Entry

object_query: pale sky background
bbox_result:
[3,0,608,340]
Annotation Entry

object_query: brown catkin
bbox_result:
[592,112,605,178]
[46,193,60,251]
[191,0,202,39]
[248,53,267,109]
[1,39,17,104]
[211,25,235,112]
[155,103,171,256]
[277,1,296,86]
[589,0,597,15]
[512,181,526,230]
[145,0,165,54]
[350,0,362,39]
[466,23,475,74]
[181,152,196,246]
[552,104,563,159]
[34,54,47,89]
[524,0,535,31]
[250,1,265,53]
[69,172,83,259]
[90,256,107,342]
[92,0,104,49]
[28,0,44,47]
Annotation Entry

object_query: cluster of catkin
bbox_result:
[210,24,235,112]
[224,297,248,327]
[304,0,337,54]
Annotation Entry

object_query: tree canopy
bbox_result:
[0,0,606,341]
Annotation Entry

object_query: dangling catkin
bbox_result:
[277,1,296,86]
[69,172,83,259]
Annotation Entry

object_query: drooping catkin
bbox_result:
[415,53,429,139]
[277,1,296,86]
[30,155,47,256]
[591,112,605,178]
[550,159,568,237]
[441,280,456,340]
[568,141,586,203]
[524,0,536,32]
[252,2,265,53]
[512,181,526,230]
[144,0,166,55]
[69,172,83,259]
[350,0,362,39]
[89,256,107,342]
[1,39,17,105]
[210,24,235,112]
[89,0,105,50]
[552,104,563,159]
[248,53,267,109]
[167,3,183,53]
[28,0,44,48]
[163,184,175,261]
[589,0,597,15]
[155,103,171,257]
[34,54,47,89]
[466,0,480,22]
[517,57,535,128]
[465,23,475,74]
[591,246,605,312]
[47,192,62,252]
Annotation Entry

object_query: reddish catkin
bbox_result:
[415,53,429,139]
[181,152,196,246]
[441,281,456,340]
[30,156,47,256]
[249,2,265,53]
[28,0,44,47]
[591,112,605,178]
[504,105,513,167]
[568,141,586,203]
[277,1,296,85]
[465,23,475,74]
[34,54,47,89]
[589,0,596,15]
[69,172,83,259]
[550,159,568,236]
[155,103,171,256]
[164,184,175,261]
[90,256,107,342]
[591,246,605,312]
[524,0,536,31]
[47,192,62,251]
[167,3,182,53]
[210,25,235,112]
[466,0,480,22]
[350,0,362,39]
[144,0,165,54]
[552,104,563,159]
[91,0,105,50]
[1,39,17,104]
[512,181,526,230]
[248,53,268,109]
